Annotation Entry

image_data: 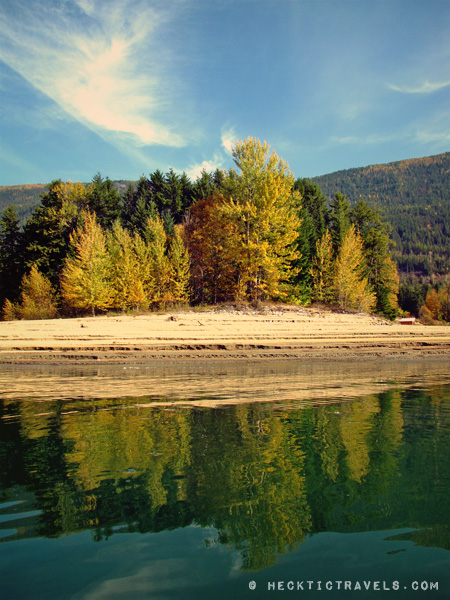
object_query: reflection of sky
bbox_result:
[2,524,449,599]
[1,526,243,600]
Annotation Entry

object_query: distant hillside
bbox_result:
[312,153,450,276]
[0,184,47,225]
[0,180,133,225]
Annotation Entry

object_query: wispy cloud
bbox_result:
[0,0,185,147]
[329,133,398,147]
[185,154,224,181]
[388,80,450,94]
[221,126,238,154]
[411,110,450,147]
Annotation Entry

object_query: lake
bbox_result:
[1,359,449,599]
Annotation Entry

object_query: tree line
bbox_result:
[0,137,411,321]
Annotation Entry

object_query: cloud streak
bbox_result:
[221,126,237,154]
[0,0,185,147]
[388,80,450,94]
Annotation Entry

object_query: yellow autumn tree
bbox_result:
[334,225,375,312]
[3,264,58,320]
[222,138,301,301]
[167,225,191,305]
[61,212,113,315]
[310,229,335,303]
[144,215,173,308]
[107,221,152,311]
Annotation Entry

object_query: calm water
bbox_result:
[1,364,449,599]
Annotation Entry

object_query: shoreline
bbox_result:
[1,306,449,365]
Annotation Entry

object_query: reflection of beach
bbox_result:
[1,354,449,405]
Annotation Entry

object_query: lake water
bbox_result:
[1,359,449,599]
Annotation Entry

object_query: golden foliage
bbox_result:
[3,264,58,320]
[61,212,114,315]
[334,226,375,312]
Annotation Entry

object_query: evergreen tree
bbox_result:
[0,205,23,305]
[329,192,351,254]
[61,213,113,315]
[398,277,428,317]
[87,173,122,230]
[351,200,399,319]
[294,179,329,241]
[178,172,194,215]
[121,183,137,228]
[191,170,216,200]
[129,177,157,237]
[24,180,86,285]
[164,169,183,221]
[291,180,329,299]
[149,170,169,214]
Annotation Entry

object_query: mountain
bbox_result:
[0,180,133,226]
[0,184,47,225]
[311,153,450,276]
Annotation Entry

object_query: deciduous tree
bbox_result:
[310,230,335,303]
[144,215,173,308]
[168,225,191,305]
[3,264,58,320]
[61,213,113,315]
[223,138,301,301]
[107,221,151,311]
[334,225,375,312]
[184,195,240,303]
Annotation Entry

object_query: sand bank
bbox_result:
[0,305,449,365]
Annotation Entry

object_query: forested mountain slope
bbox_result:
[0,184,46,224]
[312,153,450,276]
[0,180,134,225]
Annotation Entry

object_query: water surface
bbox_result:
[1,361,449,599]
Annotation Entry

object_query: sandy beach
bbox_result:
[1,305,449,403]
[1,305,449,365]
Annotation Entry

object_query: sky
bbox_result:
[0,0,449,186]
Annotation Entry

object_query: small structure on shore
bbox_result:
[399,317,416,325]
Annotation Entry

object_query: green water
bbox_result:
[1,370,449,599]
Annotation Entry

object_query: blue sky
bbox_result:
[0,0,449,186]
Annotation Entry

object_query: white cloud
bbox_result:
[0,0,185,148]
[388,80,450,94]
[221,126,237,154]
[185,155,224,181]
